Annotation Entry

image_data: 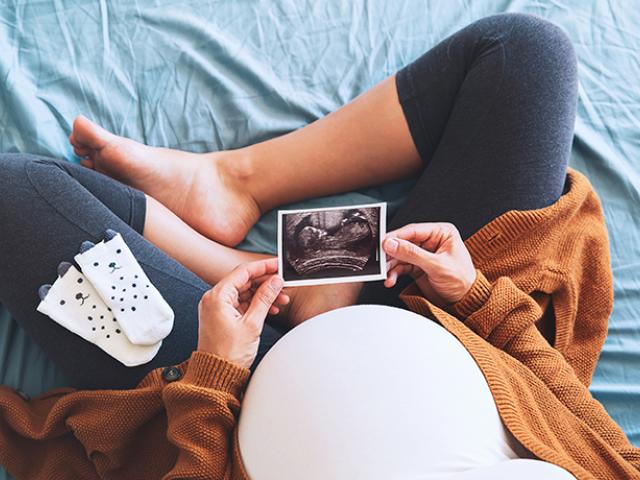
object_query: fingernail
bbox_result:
[270,276,284,290]
[385,239,398,253]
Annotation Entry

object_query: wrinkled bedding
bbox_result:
[1,1,638,477]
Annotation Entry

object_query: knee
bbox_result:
[0,154,58,206]
[0,153,47,172]
[487,13,577,77]
[508,14,574,57]
[0,155,28,223]
[0,153,31,187]
[0,154,34,211]
[0,153,62,178]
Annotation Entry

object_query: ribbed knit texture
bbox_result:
[401,169,640,479]
[0,168,638,479]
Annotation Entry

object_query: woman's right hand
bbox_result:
[382,223,477,308]
[197,258,286,369]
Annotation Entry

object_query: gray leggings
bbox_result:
[0,13,577,389]
[0,155,284,389]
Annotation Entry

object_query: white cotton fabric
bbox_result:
[36,265,161,367]
[446,459,575,479]
[74,233,174,346]
[238,305,573,480]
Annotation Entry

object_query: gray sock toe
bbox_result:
[104,229,119,241]
[57,261,73,277]
[38,284,52,300]
[79,240,96,253]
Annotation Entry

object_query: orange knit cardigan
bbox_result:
[1,168,639,479]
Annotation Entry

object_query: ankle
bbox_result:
[216,147,254,179]
[209,147,266,212]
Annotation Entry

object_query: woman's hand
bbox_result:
[197,258,286,368]
[382,223,477,307]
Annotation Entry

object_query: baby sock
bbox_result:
[74,230,174,346]
[37,262,161,367]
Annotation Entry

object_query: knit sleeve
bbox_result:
[453,271,640,467]
[162,351,250,480]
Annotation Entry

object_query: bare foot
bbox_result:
[69,115,260,246]
[275,282,363,329]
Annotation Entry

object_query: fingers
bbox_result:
[383,237,438,274]
[386,222,459,251]
[237,272,289,314]
[384,263,416,288]
[240,299,283,316]
[237,271,285,295]
[238,289,289,307]
[275,292,290,305]
[220,258,279,292]
[213,259,284,321]
[244,275,284,328]
[387,222,457,240]
[235,261,289,307]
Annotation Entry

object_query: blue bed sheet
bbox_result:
[1,1,638,477]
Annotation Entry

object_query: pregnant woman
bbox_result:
[0,13,638,480]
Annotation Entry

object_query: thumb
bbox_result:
[384,238,438,273]
[244,275,284,327]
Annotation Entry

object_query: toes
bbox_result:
[57,261,73,277]
[80,157,95,169]
[38,284,52,300]
[72,115,112,150]
[79,240,96,253]
[73,144,92,158]
[69,132,93,158]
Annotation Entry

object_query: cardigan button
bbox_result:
[162,366,182,382]
[15,389,30,401]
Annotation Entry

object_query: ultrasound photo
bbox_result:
[277,203,387,286]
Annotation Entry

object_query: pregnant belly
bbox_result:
[238,305,524,480]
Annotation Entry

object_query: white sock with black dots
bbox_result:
[37,264,161,367]
[74,232,174,346]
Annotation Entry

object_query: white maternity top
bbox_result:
[237,305,574,480]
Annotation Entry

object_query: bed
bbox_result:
[1,1,638,477]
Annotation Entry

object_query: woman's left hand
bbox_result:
[382,222,477,307]
[197,258,288,368]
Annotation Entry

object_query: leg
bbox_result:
[69,68,422,248]
[51,153,270,285]
[239,76,421,210]
[360,13,577,306]
[69,13,576,325]
[68,16,572,249]
[0,154,282,389]
[143,196,271,286]
[280,13,577,323]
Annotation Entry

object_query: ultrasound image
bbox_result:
[282,207,381,281]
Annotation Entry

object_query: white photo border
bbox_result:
[277,202,387,287]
